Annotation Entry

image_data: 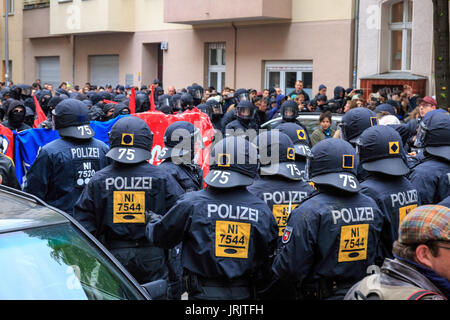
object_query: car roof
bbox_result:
[0,185,69,234]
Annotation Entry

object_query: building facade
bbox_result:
[16,0,358,99]
[357,0,450,99]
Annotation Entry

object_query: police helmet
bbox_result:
[172,93,182,111]
[275,122,312,157]
[234,88,249,103]
[305,138,360,192]
[180,93,194,111]
[189,84,204,104]
[206,98,223,115]
[107,116,154,164]
[414,111,450,161]
[356,126,409,176]
[204,136,258,188]
[341,107,378,144]
[254,131,301,180]
[159,121,203,162]
[280,100,299,122]
[158,94,173,109]
[235,101,254,120]
[52,99,95,139]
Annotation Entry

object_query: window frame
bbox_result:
[207,43,226,92]
[388,0,413,72]
[264,61,313,97]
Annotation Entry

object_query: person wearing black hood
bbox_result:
[102,103,116,121]
[38,96,67,129]
[113,103,130,118]
[1,100,31,132]
[327,86,346,113]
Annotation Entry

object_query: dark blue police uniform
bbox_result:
[23,99,109,215]
[146,136,279,300]
[74,116,183,285]
[269,139,385,300]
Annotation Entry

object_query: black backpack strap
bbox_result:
[407,290,445,300]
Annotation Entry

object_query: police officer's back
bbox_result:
[356,126,420,259]
[247,130,314,239]
[408,111,450,204]
[146,136,278,300]
[23,99,109,215]
[158,121,204,299]
[73,116,183,284]
[270,138,385,300]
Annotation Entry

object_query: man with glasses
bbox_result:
[418,96,438,119]
[345,205,449,300]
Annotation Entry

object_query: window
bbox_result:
[264,61,313,98]
[4,0,14,15]
[389,0,412,71]
[208,43,226,92]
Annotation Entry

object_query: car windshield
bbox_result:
[0,223,144,300]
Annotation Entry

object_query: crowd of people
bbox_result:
[0,77,448,301]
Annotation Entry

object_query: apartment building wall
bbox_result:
[22,0,356,99]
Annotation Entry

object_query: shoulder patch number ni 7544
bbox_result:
[113,191,146,223]
[215,220,251,259]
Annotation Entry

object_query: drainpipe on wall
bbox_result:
[4,0,10,86]
[352,0,360,89]
[231,22,237,89]
[72,35,76,86]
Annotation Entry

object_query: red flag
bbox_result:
[103,100,118,105]
[0,124,14,162]
[149,85,156,111]
[33,95,47,128]
[129,87,136,114]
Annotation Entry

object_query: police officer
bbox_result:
[179,93,194,112]
[157,94,174,114]
[146,136,279,300]
[73,116,183,284]
[225,101,259,138]
[23,99,110,215]
[221,88,249,129]
[247,130,315,241]
[408,111,450,204]
[268,138,384,300]
[188,84,204,107]
[158,121,205,299]
[356,125,420,259]
[159,121,204,193]
[275,122,312,181]
[340,107,379,181]
[205,98,225,134]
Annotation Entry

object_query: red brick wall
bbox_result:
[360,79,427,101]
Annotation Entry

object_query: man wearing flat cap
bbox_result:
[345,205,450,300]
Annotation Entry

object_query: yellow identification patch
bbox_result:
[121,133,134,146]
[389,141,400,154]
[273,204,299,236]
[399,204,418,225]
[113,191,145,223]
[215,220,251,259]
[338,224,369,262]
[287,147,295,160]
[297,129,307,141]
[217,153,231,167]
